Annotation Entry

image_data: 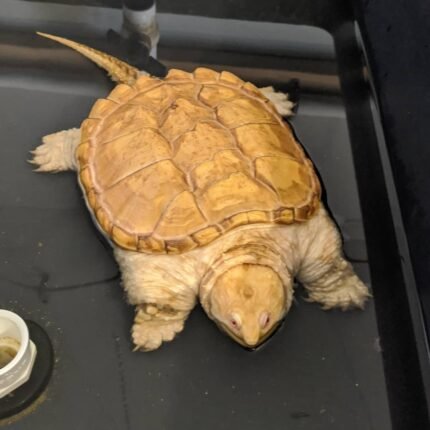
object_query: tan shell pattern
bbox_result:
[77,68,321,254]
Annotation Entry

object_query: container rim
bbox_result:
[0,309,30,376]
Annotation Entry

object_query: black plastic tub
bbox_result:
[0,1,429,429]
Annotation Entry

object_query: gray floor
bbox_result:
[0,4,391,429]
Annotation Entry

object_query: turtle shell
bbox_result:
[77,67,321,254]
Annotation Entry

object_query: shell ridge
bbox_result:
[205,118,256,176]
[253,153,304,163]
[156,99,179,125]
[254,156,315,209]
[252,170,284,203]
[98,126,165,146]
[167,158,190,184]
[127,82,163,102]
[170,122,202,156]
[189,148,247,176]
[176,97,215,114]
[157,98,214,131]
[195,83,206,105]
[228,120,279,129]
[126,101,165,115]
[195,171,279,204]
[152,190,209,237]
[172,122,237,162]
[203,116,242,152]
[103,157,173,191]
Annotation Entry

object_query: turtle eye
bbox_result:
[229,315,241,331]
[260,312,271,328]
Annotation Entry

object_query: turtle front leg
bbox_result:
[132,304,189,351]
[114,247,198,351]
[30,128,80,172]
[296,208,370,310]
[259,86,294,117]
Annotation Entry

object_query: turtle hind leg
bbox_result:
[30,128,80,172]
[302,256,371,310]
[259,86,295,117]
[296,208,371,310]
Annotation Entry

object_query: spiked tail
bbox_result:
[37,32,140,85]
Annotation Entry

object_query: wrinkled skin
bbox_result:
[209,264,289,348]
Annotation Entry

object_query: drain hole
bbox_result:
[0,337,20,368]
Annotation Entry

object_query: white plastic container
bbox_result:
[0,310,37,399]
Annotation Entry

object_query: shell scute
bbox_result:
[194,68,220,83]
[165,69,193,81]
[216,97,276,128]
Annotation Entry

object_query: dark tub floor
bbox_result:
[0,6,391,429]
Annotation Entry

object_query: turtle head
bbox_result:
[208,264,289,349]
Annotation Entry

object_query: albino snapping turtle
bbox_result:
[31,33,370,351]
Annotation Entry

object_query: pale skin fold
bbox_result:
[30,89,369,351]
[30,32,368,351]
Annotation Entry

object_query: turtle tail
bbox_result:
[37,32,140,85]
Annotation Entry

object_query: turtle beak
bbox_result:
[242,322,260,348]
[242,320,284,349]
[217,319,284,350]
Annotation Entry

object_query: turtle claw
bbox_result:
[30,128,80,173]
[132,318,185,351]
[131,304,187,351]
[30,141,65,172]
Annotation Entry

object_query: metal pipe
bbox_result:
[122,0,159,58]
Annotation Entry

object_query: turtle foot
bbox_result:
[131,305,186,351]
[259,86,295,117]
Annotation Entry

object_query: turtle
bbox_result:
[30,33,370,351]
